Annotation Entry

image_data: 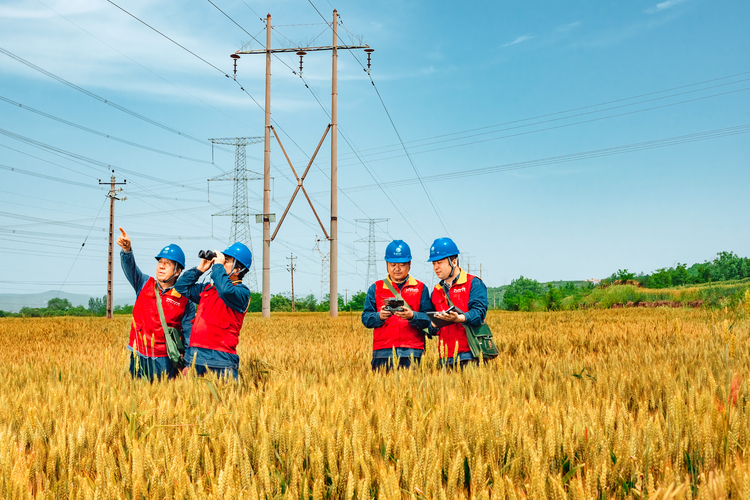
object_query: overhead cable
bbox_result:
[0,47,230,156]
[0,95,213,164]
[314,123,750,194]
[36,0,256,132]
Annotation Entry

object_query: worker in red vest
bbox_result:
[361,240,432,371]
[428,237,488,368]
[117,227,194,381]
[175,242,252,379]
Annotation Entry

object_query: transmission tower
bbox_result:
[355,218,389,289]
[314,236,330,302]
[208,137,263,292]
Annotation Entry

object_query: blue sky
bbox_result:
[0,0,748,302]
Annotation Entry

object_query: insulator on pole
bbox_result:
[364,48,374,72]
[230,54,241,80]
[296,51,307,77]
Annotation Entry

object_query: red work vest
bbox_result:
[373,276,426,351]
[431,271,475,358]
[129,277,189,357]
[189,284,247,355]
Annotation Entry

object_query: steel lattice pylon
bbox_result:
[208,137,263,292]
[355,218,389,290]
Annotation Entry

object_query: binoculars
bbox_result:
[198,250,217,261]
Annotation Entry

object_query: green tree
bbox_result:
[247,292,262,313]
[503,276,544,311]
[317,294,345,312]
[113,304,134,315]
[295,294,318,312]
[270,294,292,312]
[672,263,689,286]
[47,297,71,311]
[88,295,107,316]
[345,291,366,311]
[544,284,562,311]
[612,269,636,282]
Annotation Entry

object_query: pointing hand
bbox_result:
[116,227,132,252]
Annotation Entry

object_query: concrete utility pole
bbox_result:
[314,236,330,303]
[98,173,126,319]
[263,13,272,317]
[235,11,370,318]
[286,253,296,312]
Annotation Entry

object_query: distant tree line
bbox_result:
[0,296,134,318]
[500,251,750,311]
[0,291,369,317]
[610,251,750,288]
[247,291,367,313]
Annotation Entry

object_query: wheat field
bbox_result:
[0,305,749,499]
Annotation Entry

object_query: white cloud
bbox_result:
[646,0,689,14]
[555,21,582,32]
[502,34,534,47]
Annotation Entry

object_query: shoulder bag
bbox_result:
[440,284,499,360]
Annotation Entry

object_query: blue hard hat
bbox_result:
[154,244,186,268]
[384,239,412,263]
[223,242,253,269]
[427,237,460,262]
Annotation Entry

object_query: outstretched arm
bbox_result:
[118,227,149,295]
[175,268,209,304]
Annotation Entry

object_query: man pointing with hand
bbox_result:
[118,227,194,380]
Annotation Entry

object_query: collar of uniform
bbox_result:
[435,268,467,291]
[231,279,242,285]
[154,279,180,297]
[383,274,417,288]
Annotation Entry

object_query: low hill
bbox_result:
[0,291,130,313]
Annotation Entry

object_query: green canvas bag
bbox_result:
[154,282,185,370]
[440,284,499,360]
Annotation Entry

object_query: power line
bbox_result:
[35,0,256,132]
[56,196,108,298]
[333,85,750,169]
[304,2,448,237]
[0,47,229,155]
[335,71,750,159]
[298,75,429,245]
[334,79,750,164]
[316,123,750,194]
[0,163,101,190]
[0,143,100,181]
[0,95,213,164]
[0,127,218,193]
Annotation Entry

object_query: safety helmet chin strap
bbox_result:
[446,257,457,282]
[157,261,181,288]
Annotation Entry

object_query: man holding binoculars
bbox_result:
[175,242,252,379]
